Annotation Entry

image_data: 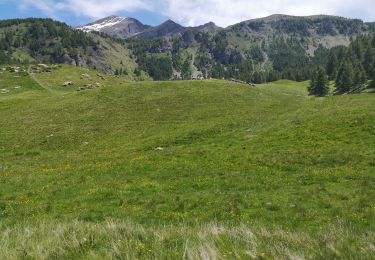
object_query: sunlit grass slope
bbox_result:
[0,65,374,258]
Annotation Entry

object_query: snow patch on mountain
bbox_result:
[78,16,126,32]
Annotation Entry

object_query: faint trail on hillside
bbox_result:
[27,66,54,93]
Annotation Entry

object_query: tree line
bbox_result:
[1,17,375,86]
[0,18,95,65]
[309,35,375,96]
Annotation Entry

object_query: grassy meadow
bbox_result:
[0,65,374,259]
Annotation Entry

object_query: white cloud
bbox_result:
[161,0,375,26]
[20,0,152,19]
[19,0,375,26]
[20,0,61,17]
[61,0,151,18]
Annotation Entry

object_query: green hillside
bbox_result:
[0,65,374,258]
[0,19,140,77]
[127,15,375,83]
[2,17,375,85]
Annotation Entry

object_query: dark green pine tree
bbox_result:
[181,58,192,80]
[353,63,367,88]
[326,52,339,80]
[360,68,368,86]
[309,67,329,96]
[331,67,338,82]
[363,47,374,74]
[371,63,375,88]
[335,62,354,93]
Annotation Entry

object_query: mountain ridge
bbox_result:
[1,15,375,83]
[77,15,152,38]
[77,14,374,40]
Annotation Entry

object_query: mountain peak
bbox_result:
[78,15,126,32]
[200,21,220,28]
[77,16,150,39]
[132,19,184,39]
[89,15,126,25]
[102,15,122,20]
[155,19,183,31]
[161,19,181,26]
[194,21,221,33]
[204,22,216,26]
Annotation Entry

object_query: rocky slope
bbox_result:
[77,16,221,40]
[77,15,151,39]
[225,14,374,53]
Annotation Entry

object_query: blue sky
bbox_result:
[0,0,167,26]
[0,0,374,27]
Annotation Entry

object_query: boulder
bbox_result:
[8,66,20,73]
[81,73,91,79]
[63,81,73,87]
[97,74,106,80]
[83,84,94,89]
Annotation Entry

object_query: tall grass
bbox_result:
[0,220,374,259]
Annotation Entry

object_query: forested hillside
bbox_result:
[0,18,94,64]
[328,35,375,92]
[0,18,138,75]
[308,34,375,96]
[1,15,375,83]
[124,15,375,83]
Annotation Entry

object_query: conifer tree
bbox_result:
[363,47,374,74]
[309,67,329,96]
[371,62,375,88]
[358,63,367,86]
[326,52,339,80]
[335,62,354,93]
[181,58,192,80]
[353,63,367,87]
